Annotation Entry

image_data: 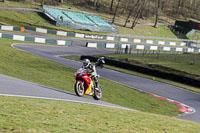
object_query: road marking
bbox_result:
[151,94,195,114]
[0,93,136,112]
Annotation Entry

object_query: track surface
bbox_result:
[0,74,133,111]
[0,43,199,123]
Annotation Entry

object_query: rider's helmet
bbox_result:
[96,57,105,68]
[82,59,91,69]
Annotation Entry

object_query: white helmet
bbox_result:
[82,59,91,68]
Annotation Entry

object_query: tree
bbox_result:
[60,0,63,4]
[131,0,148,29]
[112,0,121,24]
[41,0,45,6]
[124,0,140,27]
[110,0,115,11]
[161,0,166,11]
[153,0,161,28]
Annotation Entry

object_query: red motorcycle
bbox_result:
[74,68,102,100]
[74,57,105,100]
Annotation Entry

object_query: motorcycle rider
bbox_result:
[95,57,105,68]
[82,59,99,88]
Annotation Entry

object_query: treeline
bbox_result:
[83,0,200,28]
[6,0,200,28]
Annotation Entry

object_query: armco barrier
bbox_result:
[0,32,72,45]
[81,55,200,88]
[86,42,200,53]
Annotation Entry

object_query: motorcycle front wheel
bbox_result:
[74,81,84,96]
[93,86,102,100]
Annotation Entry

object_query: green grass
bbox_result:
[0,5,182,39]
[0,9,52,27]
[64,55,200,94]
[0,38,180,116]
[0,0,196,40]
[0,9,108,35]
[0,0,40,8]
[98,53,200,76]
[118,25,180,38]
[0,95,199,133]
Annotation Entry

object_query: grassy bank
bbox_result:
[0,0,40,8]
[0,95,199,133]
[0,6,180,38]
[0,38,180,116]
[118,25,179,38]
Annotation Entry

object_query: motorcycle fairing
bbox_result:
[84,78,94,96]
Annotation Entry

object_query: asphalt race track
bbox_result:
[0,43,199,123]
[0,74,134,111]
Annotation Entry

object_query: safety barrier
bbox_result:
[23,25,200,48]
[86,42,200,53]
[1,24,200,49]
[0,32,72,45]
[0,25,23,31]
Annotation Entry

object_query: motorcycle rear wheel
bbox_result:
[93,86,102,100]
[74,81,84,96]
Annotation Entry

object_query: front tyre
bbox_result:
[74,81,84,96]
[93,86,102,100]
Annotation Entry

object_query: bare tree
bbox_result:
[94,0,98,6]
[131,0,148,29]
[153,0,161,28]
[175,0,181,14]
[161,0,166,11]
[110,0,115,11]
[41,0,45,6]
[60,0,63,4]
[124,0,140,27]
[112,0,121,24]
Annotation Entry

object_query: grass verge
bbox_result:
[0,95,199,133]
[0,38,180,116]
[118,25,179,38]
[0,0,40,8]
[98,53,200,75]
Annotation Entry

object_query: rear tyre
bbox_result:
[74,81,84,96]
[93,86,102,100]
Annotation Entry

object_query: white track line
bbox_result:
[0,93,136,111]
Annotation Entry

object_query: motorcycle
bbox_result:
[74,57,105,100]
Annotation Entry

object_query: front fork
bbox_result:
[92,77,100,92]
